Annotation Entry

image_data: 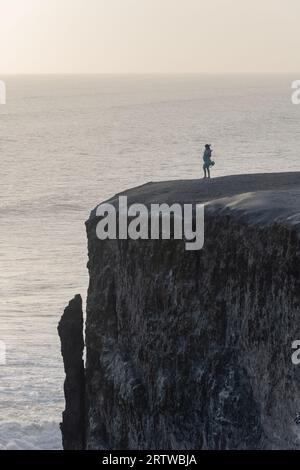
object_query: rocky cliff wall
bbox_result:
[60,173,300,450]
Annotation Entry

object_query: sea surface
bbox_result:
[1,74,300,449]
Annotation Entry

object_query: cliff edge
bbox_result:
[60,172,300,450]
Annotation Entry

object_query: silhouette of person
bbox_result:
[203,144,214,179]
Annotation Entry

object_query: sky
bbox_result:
[0,0,299,74]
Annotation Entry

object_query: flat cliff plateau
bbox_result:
[59,172,300,450]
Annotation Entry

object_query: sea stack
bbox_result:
[60,172,300,449]
[58,294,85,450]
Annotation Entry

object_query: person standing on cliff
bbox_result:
[203,144,215,179]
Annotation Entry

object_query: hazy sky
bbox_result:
[0,0,299,74]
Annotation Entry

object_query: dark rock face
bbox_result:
[59,174,300,450]
[83,176,300,450]
[84,216,300,449]
[58,294,85,450]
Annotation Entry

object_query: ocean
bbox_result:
[1,74,300,449]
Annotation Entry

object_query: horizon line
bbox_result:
[0,71,300,76]
[1,72,300,77]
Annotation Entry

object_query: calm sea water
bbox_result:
[1,75,300,449]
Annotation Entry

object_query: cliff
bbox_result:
[60,172,300,450]
[58,295,85,450]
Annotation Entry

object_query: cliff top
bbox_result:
[92,172,300,209]
[89,172,300,232]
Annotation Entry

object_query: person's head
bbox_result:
[205,144,211,149]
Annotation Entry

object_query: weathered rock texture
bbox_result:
[61,173,300,449]
[58,294,85,450]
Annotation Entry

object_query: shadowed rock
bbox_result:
[58,294,85,450]
[59,173,300,450]
[84,173,300,449]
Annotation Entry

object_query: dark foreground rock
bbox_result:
[60,172,300,449]
[58,294,85,450]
